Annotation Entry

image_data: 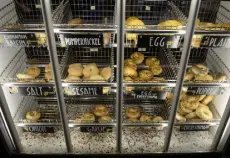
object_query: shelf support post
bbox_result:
[163,0,201,152]
[40,0,73,153]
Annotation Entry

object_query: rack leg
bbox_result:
[163,0,201,152]
[40,0,73,153]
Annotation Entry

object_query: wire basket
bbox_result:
[171,48,230,83]
[53,0,116,28]
[13,96,60,124]
[123,47,178,82]
[62,47,115,82]
[0,47,67,83]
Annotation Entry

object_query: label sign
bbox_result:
[64,87,103,96]
[201,36,230,48]
[9,87,55,97]
[180,125,209,131]
[24,126,54,133]
[187,87,221,95]
[137,35,180,48]
[80,126,113,133]
[60,34,103,47]
[0,34,38,46]
[129,90,167,99]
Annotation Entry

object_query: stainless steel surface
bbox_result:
[116,0,124,153]
[40,0,72,153]
[211,97,230,151]
[0,87,23,152]
[163,0,201,152]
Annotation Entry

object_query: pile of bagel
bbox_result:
[167,92,214,122]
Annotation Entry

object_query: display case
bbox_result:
[1,0,230,155]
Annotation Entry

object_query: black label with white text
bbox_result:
[0,34,38,46]
[201,36,230,48]
[24,126,54,133]
[187,87,221,95]
[64,87,103,96]
[129,90,167,99]
[137,35,180,48]
[80,126,113,133]
[180,125,209,131]
[60,34,103,47]
[9,86,55,97]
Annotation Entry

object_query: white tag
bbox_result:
[138,48,146,51]
[90,6,96,10]
[35,5,41,8]
[90,48,98,52]
[145,6,150,11]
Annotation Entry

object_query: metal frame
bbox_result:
[40,0,72,153]
[163,0,201,152]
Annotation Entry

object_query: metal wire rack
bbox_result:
[124,47,178,82]
[67,98,115,124]
[0,0,62,28]
[62,47,115,82]
[53,0,116,28]
[125,0,187,26]
[13,96,60,125]
[0,47,67,83]
[171,48,230,84]
[122,99,170,125]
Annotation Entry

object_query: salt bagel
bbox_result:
[192,64,208,76]
[126,107,141,119]
[130,52,145,64]
[149,65,163,75]
[139,70,153,81]
[26,66,40,78]
[124,59,137,70]
[196,107,213,121]
[176,112,186,122]
[82,63,99,78]
[93,105,109,117]
[185,112,197,119]
[17,73,35,80]
[124,67,138,78]
[140,114,152,122]
[145,57,160,67]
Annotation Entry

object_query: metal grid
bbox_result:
[0,47,67,83]
[124,47,178,81]
[62,47,115,82]
[122,99,170,124]
[67,99,115,123]
[13,96,60,124]
[171,48,230,83]
[125,0,187,26]
[0,0,61,28]
[53,0,116,27]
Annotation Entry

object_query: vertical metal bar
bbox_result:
[163,0,201,152]
[0,87,23,153]
[116,0,125,153]
[211,97,230,151]
[40,0,72,153]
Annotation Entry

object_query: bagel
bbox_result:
[124,67,138,78]
[196,107,213,121]
[124,59,137,70]
[177,107,188,115]
[176,112,186,122]
[201,95,214,105]
[126,107,141,119]
[26,66,40,78]
[82,63,99,78]
[180,101,193,113]
[100,67,112,81]
[152,116,164,122]
[145,57,160,67]
[45,71,54,81]
[26,111,41,122]
[93,105,109,117]
[184,101,199,110]
[89,75,105,81]
[214,73,227,82]
[65,75,81,82]
[45,63,52,72]
[158,20,183,30]
[184,73,194,81]
[69,63,83,68]
[180,91,188,101]
[187,95,200,102]
[199,95,206,101]
[68,18,84,24]
[194,74,213,81]
[149,65,163,75]
[198,103,210,109]
[124,76,133,82]
[185,112,197,119]
[192,64,209,76]
[75,113,95,123]
[140,114,152,122]
[98,116,112,122]
[103,32,111,46]
[68,66,83,77]
[139,70,153,81]
[17,73,35,80]
[130,52,145,64]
